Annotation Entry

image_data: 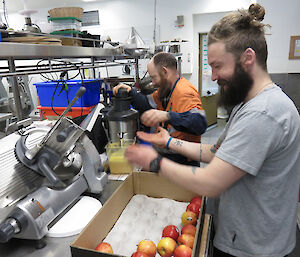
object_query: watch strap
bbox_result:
[149,154,163,173]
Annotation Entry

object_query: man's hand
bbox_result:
[125,144,158,171]
[141,109,170,127]
[137,127,170,148]
[113,84,132,95]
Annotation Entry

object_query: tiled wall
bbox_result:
[270,73,300,113]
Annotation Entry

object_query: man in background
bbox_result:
[114,52,207,166]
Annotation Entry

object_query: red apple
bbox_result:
[95,242,113,254]
[162,225,180,241]
[137,240,156,257]
[181,224,197,237]
[157,237,177,257]
[177,234,195,249]
[131,251,150,257]
[190,196,202,206]
[181,211,197,226]
[186,202,201,218]
[173,245,193,257]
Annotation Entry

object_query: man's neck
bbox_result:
[169,74,180,88]
[245,71,272,102]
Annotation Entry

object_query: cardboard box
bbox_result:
[71,172,210,257]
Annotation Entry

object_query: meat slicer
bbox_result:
[0,87,108,248]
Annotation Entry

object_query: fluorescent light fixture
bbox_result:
[82,0,97,2]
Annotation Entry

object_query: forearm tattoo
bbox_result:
[174,140,183,147]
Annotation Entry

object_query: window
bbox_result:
[82,10,100,27]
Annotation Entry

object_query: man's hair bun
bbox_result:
[248,3,265,21]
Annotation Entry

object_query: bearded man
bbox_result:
[113,52,207,166]
[125,3,300,257]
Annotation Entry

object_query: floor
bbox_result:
[202,119,300,257]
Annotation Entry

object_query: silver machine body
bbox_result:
[106,87,138,143]
[0,98,108,246]
[108,119,137,143]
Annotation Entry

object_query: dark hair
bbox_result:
[208,3,270,71]
[152,52,177,70]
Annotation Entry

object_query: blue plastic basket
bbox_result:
[34,79,102,107]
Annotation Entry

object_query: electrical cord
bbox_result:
[37,59,88,120]
[50,80,61,116]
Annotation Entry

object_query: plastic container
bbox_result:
[34,79,101,107]
[106,140,134,174]
[49,17,82,31]
[37,105,96,119]
[50,30,83,46]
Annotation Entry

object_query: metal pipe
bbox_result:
[7,58,23,121]
[0,60,125,71]
[91,57,96,78]
[0,62,135,77]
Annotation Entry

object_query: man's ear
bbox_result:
[241,48,256,71]
[161,66,168,75]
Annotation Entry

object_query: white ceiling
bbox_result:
[0,0,103,13]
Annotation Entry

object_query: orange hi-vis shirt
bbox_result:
[151,77,204,143]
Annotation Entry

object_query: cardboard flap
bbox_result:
[133,172,195,202]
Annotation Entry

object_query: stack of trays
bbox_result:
[48,7,84,46]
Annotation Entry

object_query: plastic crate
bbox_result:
[37,105,96,119]
[34,79,101,107]
[49,17,82,31]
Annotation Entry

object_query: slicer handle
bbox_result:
[76,86,86,97]
[38,156,65,187]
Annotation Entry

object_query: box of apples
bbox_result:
[71,172,207,257]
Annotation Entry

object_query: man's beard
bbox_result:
[217,62,253,108]
[157,74,171,102]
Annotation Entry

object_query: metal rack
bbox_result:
[0,42,139,121]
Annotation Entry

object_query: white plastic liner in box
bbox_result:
[104,194,189,256]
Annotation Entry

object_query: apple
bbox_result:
[181,224,197,237]
[177,234,195,249]
[186,202,201,218]
[157,237,177,257]
[173,245,193,257]
[95,242,113,254]
[137,240,157,257]
[181,211,197,226]
[131,251,150,257]
[162,225,180,241]
[190,196,202,206]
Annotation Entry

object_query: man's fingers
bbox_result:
[137,132,155,142]
[157,126,164,132]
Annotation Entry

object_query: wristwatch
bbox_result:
[149,155,163,173]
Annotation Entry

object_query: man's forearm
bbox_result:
[168,138,214,163]
[159,158,220,197]
[168,111,207,136]
[130,88,153,113]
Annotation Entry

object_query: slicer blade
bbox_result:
[0,133,44,209]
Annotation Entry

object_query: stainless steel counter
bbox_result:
[0,180,122,257]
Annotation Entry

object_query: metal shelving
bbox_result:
[0,42,137,121]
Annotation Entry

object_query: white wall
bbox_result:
[5,0,300,88]
[258,0,300,73]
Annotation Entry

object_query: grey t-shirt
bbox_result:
[214,85,300,257]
